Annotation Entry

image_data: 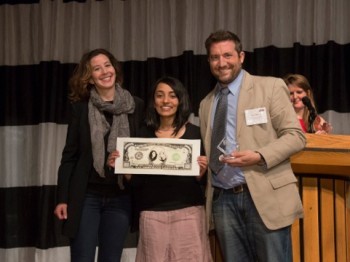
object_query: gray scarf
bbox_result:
[88,84,135,188]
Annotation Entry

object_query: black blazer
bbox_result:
[56,96,144,237]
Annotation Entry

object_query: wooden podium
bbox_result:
[290,134,350,262]
[209,134,350,262]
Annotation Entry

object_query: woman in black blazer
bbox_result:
[54,48,144,262]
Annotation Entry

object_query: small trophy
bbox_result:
[217,137,240,161]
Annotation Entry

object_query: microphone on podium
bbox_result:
[301,96,317,133]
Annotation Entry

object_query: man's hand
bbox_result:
[221,150,262,167]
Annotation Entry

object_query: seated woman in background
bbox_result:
[283,73,332,134]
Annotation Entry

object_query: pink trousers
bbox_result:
[135,206,213,262]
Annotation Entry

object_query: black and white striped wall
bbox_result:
[1,0,349,261]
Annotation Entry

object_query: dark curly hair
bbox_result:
[68,48,123,102]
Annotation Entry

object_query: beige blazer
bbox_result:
[199,71,306,231]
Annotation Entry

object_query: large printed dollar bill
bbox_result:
[115,137,200,176]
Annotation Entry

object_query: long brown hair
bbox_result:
[283,73,317,129]
[68,48,123,102]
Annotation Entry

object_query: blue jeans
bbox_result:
[212,187,292,262]
[70,193,131,262]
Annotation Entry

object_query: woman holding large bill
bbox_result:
[108,76,213,262]
[54,49,144,261]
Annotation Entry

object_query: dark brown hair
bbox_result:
[205,30,243,56]
[146,76,191,136]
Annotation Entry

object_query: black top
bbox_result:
[86,110,130,197]
[56,96,144,237]
[131,122,206,212]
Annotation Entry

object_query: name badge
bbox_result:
[245,107,268,126]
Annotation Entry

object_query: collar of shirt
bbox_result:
[211,69,245,188]
[214,69,244,97]
[212,69,244,124]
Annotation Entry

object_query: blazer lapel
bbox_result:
[237,71,254,138]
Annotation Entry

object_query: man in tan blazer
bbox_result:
[199,30,306,262]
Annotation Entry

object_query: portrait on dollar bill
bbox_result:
[115,137,201,176]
